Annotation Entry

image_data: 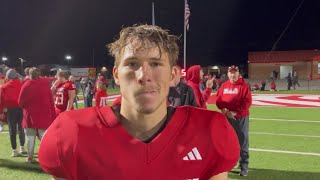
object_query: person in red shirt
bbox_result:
[216,65,252,176]
[0,69,26,156]
[51,70,76,116]
[39,24,239,180]
[186,65,214,109]
[18,67,56,163]
[94,81,108,107]
[270,80,277,91]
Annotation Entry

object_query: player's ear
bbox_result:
[171,66,178,81]
[113,66,120,85]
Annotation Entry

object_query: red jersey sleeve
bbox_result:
[207,113,240,177]
[67,81,76,90]
[201,87,212,104]
[39,113,78,179]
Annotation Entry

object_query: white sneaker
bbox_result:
[12,149,19,157]
[20,146,27,154]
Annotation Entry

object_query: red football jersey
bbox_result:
[39,106,240,180]
[54,81,76,114]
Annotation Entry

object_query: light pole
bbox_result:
[65,55,72,65]
[19,58,26,72]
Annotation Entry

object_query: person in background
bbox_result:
[216,65,252,177]
[253,84,259,91]
[69,76,79,109]
[0,75,6,132]
[270,80,277,91]
[168,65,197,107]
[51,71,76,115]
[38,24,239,180]
[18,67,56,163]
[0,69,26,157]
[95,81,108,107]
[186,65,214,109]
[260,79,266,91]
[84,81,94,107]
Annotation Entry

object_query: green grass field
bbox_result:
[0,89,319,179]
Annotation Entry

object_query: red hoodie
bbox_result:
[216,78,252,118]
[186,65,212,109]
[18,78,56,129]
[0,79,22,108]
[95,89,108,107]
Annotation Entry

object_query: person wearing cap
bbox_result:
[0,68,26,157]
[215,65,252,176]
[186,65,214,109]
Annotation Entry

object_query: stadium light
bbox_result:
[2,56,8,62]
[65,55,72,60]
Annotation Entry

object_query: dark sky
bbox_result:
[1,0,319,69]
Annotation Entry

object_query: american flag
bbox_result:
[185,0,191,31]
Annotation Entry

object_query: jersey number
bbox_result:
[55,91,64,105]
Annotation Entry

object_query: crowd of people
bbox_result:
[0,66,109,163]
[0,24,253,179]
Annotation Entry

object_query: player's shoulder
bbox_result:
[56,107,107,128]
[177,105,225,122]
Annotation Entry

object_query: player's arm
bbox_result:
[51,80,60,95]
[67,89,76,111]
[209,172,228,180]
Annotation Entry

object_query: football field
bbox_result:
[0,92,319,179]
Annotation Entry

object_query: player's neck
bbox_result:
[119,102,167,141]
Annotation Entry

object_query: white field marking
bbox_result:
[251,118,320,123]
[252,101,286,106]
[250,148,320,156]
[250,132,320,138]
[296,95,320,100]
[252,95,320,106]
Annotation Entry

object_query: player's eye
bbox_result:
[150,62,161,67]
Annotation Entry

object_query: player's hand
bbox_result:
[0,113,5,120]
[206,78,214,88]
[230,111,237,117]
[226,111,235,120]
[221,108,228,114]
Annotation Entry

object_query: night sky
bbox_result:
[1,0,319,69]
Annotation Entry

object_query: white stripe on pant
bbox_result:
[24,128,46,158]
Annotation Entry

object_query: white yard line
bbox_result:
[251,118,320,123]
[250,132,320,138]
[250,148,320,156]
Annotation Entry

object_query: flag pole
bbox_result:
[152,2,155,25]
[183,0,187,70]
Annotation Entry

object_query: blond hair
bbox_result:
[29,67,41,79]
[107,24,179,67]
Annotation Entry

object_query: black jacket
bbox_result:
[168,81,197,107]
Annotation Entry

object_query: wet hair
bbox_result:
[107,24,179,67]
[29,67,41,79]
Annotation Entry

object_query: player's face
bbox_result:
[228,70,239,83]
[113,40,174,114]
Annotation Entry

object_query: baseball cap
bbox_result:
[228,65,239,72]
[6,69,18,79]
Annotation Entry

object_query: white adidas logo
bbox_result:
[183,147,202,161]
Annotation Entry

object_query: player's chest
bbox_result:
[74,130,214,179]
